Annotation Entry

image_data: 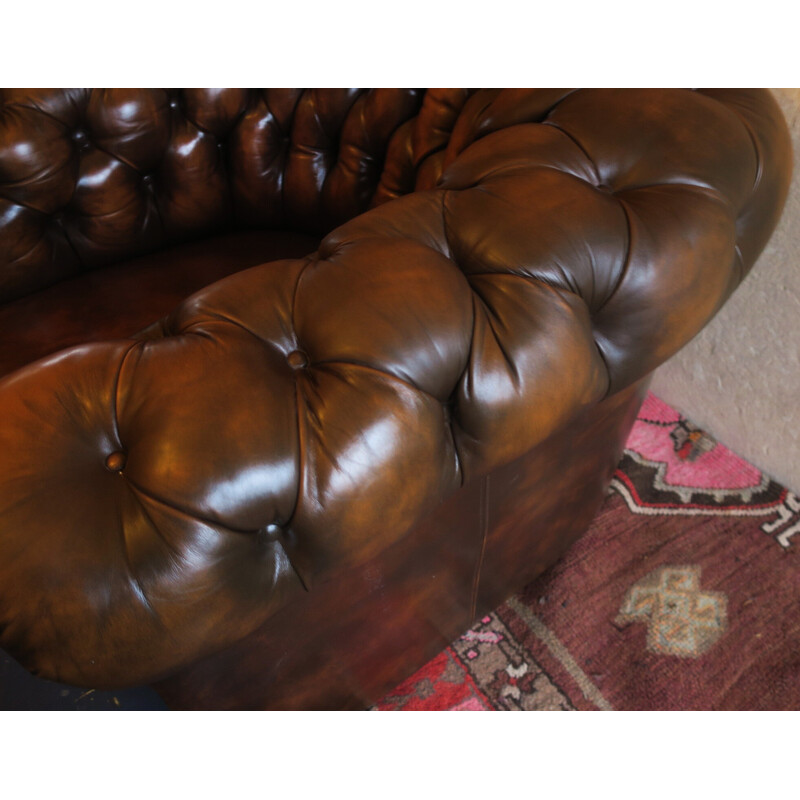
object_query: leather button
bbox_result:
[260,524,282,542]
[104,451,126,472]
[287,350,309,369]
[71,130,90,151]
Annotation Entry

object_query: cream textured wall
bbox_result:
[651,88,800,492]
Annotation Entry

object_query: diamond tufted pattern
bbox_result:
[0,89,792,689]
[0,88,431,302]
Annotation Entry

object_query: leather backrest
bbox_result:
[0,88,483,303]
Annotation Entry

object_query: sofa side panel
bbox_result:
[154,381,646,710]
[154,468,485,710]
[476,379,648,616]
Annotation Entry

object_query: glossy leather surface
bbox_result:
[0,89,792,697]
[0,88,436,303]
[156,380,647,709]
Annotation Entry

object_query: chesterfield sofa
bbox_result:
[0,89,791,710]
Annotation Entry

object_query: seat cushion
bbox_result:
[0,229,319,378]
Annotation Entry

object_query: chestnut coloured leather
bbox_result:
[0,89,792,705]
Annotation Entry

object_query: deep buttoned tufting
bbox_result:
[0,89,791,691]
[0,88,430,302]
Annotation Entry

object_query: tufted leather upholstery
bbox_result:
[0,88,440,303]
[0,89,792,694]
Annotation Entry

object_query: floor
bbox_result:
[0,650,166,710]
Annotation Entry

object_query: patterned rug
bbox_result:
[375,392,800,711]
[2,392,797,710]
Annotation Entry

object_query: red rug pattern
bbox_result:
[376,393,800,710]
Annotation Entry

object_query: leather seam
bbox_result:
[540,120,602,185]
[470,286,520,386]
[178,314,286,356]
[283,255,315,561]
[439,188,455,260]
[469,473,490,622]
[729,108,764,200]
[593,195,634,317]
[111,341,142,449]
[312,359,442,404]
[57,216,85,270]
[290,255,315,339]
[123,479,184,560]
[4,101,71,130]
[593,338,613,401]
[116,514,163,625]
[450,418,464,488]
[124,474,259,536]
[276,537,309,593]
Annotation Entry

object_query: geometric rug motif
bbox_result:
[611,394,789,522]
[615,565,728,657]
[451,610,576,710]
[376,611,574,711]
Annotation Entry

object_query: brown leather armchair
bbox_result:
[0,89,791,709]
